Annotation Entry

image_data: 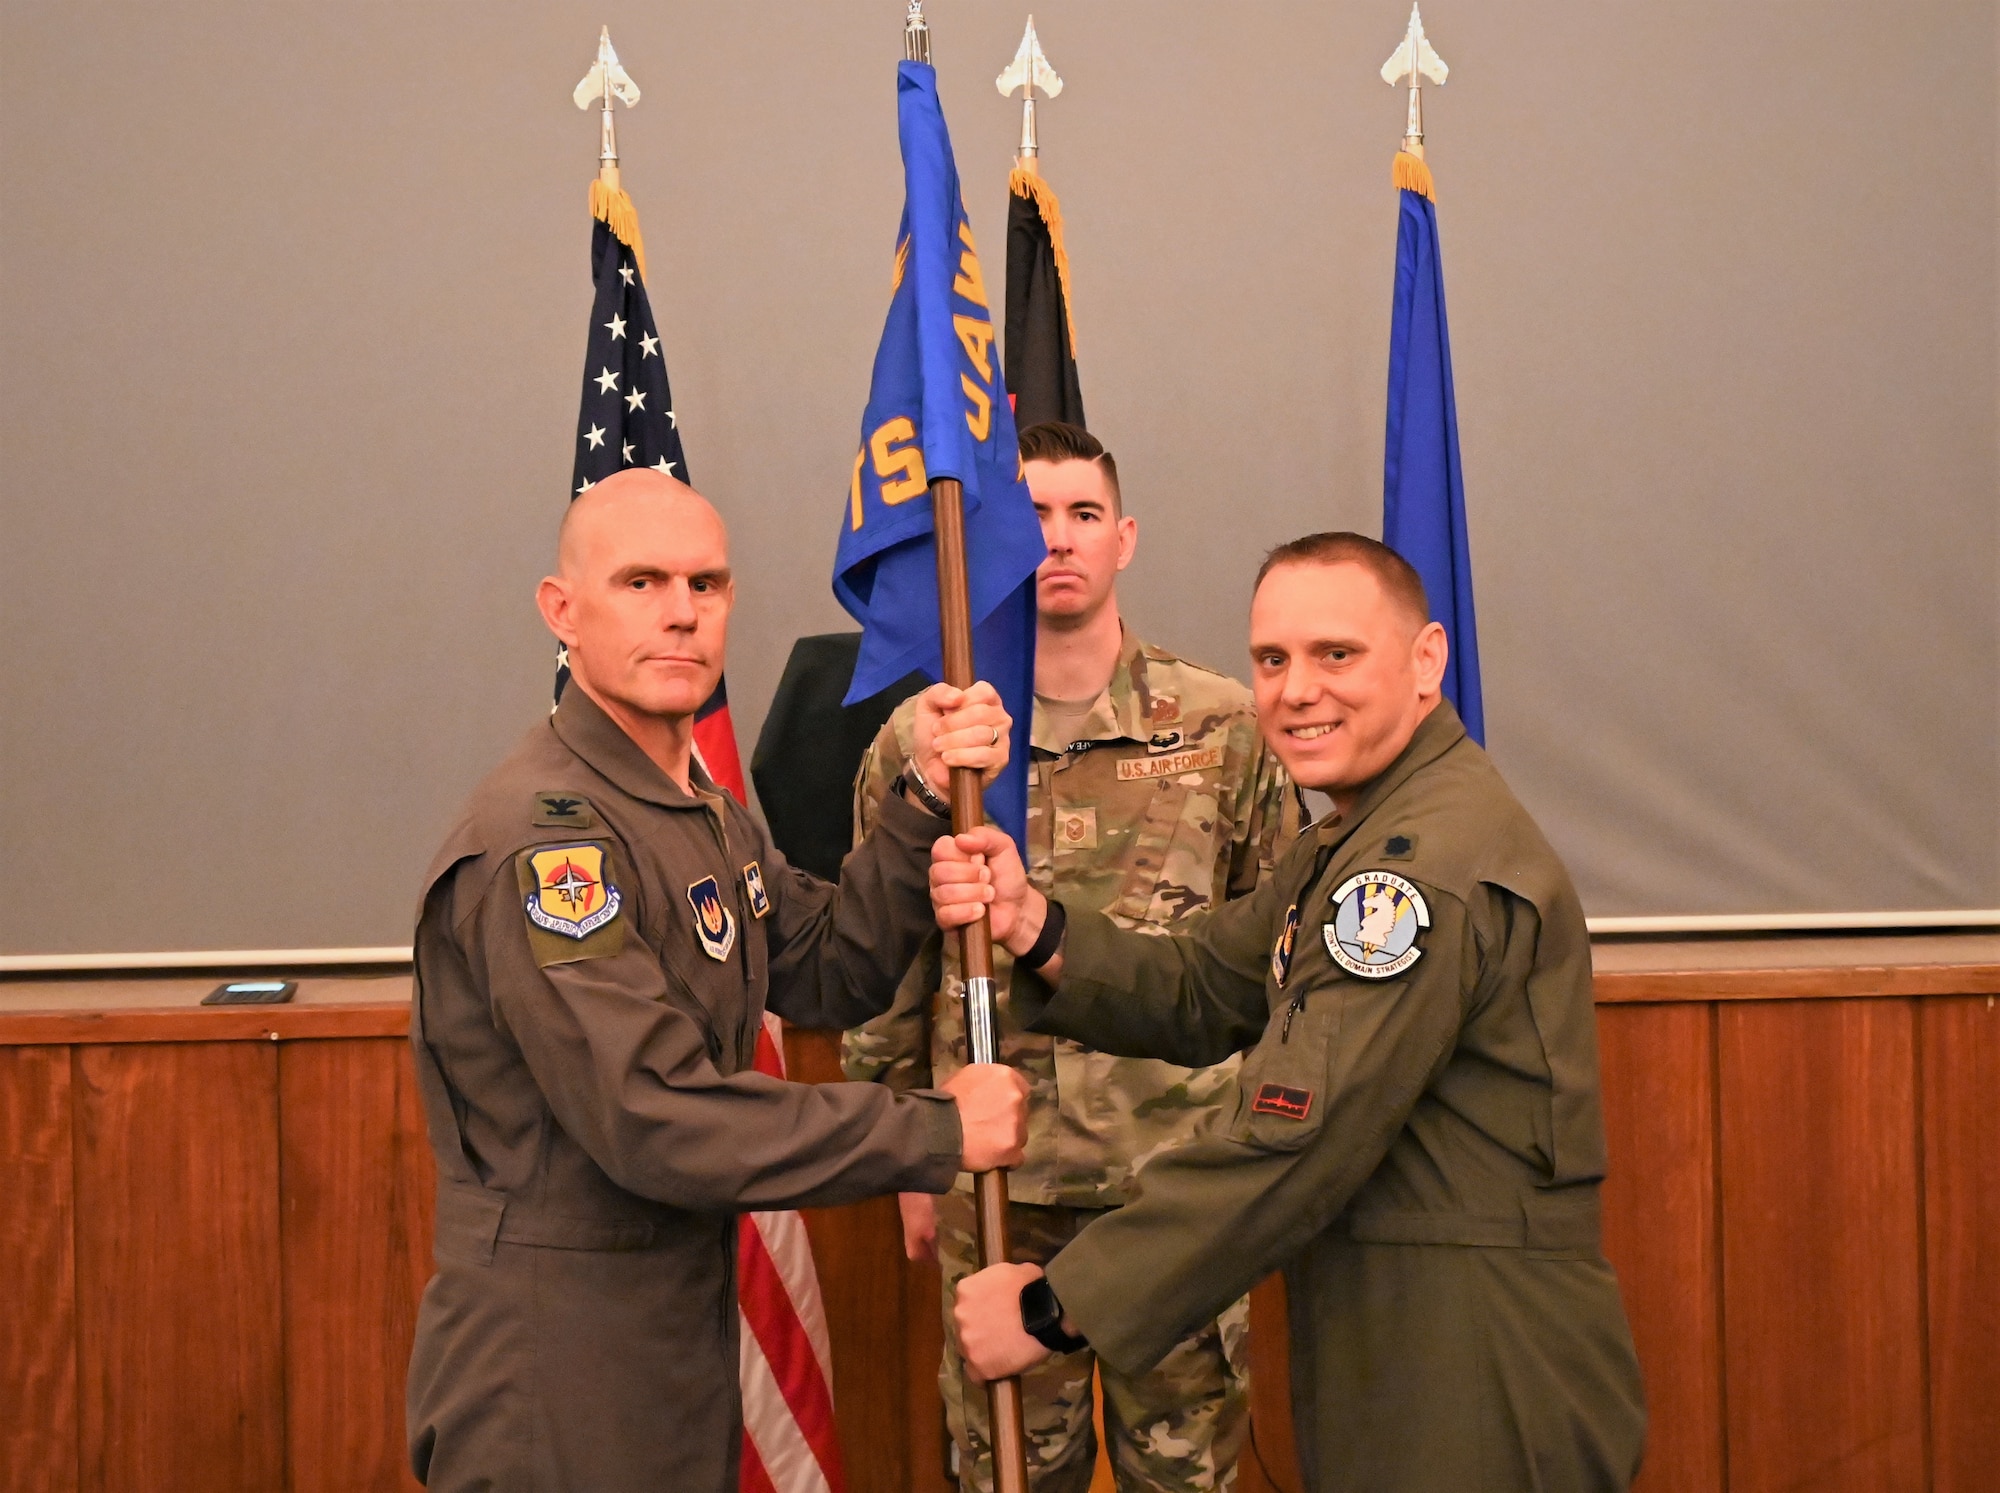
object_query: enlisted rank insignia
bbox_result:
[1056,807,1098,850]
[1271,901,1301,987]
[1323,870,1430,980]
[532,792,595,830]
[1382,833,1418,861]
[524,844,621,939]
[743,861,771,919]
[686,875,737,960]
[1251,1083,1315,1121]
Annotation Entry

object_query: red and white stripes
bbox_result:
[739,1013,847,1493]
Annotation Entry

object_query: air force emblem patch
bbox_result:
[743,861,771,920]
[687,875,737,960]
[1323,870,1429,980]
[1271,901,1301,988]
[525,844,622,939]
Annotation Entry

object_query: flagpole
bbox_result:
[904,12,1033,1493]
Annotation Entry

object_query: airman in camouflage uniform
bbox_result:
[846,631,1300,1491]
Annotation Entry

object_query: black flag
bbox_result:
[1003,167,1084,430]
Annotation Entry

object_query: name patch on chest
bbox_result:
[1116,744,1223,781]
[1251,1083,1314,1121]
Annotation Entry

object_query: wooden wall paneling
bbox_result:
[1595,1002,1724,1493]
[788,1024,924,1491]
[903,1250,951,1492]
[1239,1274,1303,1493]
[1717,999,1927,1493]
[1920,995,2000,1492]
[0,1045,79,1493]
[279,1037,435,1493]
[72,1040,287,1493]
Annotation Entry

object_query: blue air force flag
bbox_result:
[832,61,1045,842]
[1382,161,1484,743]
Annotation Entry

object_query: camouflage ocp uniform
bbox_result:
[844,633,1302,1493]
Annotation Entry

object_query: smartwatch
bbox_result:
[1019,1275,1088,1354]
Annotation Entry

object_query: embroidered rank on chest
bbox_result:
[525,844,622,939]
[1323,870,1430,980]
[686,875,738,960]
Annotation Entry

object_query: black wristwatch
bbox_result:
[1019,1276,1088,1353]
[895,755,954,819]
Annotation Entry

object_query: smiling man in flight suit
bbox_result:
[405,468,1030,1493]
[936,532,1646,1492]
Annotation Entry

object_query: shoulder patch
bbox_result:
[532,792,596,829]
[742,861,771,919]
[1382,833,1418,861]
[1271,901,1301,988]
[1323,870,1430,980]
[516,842,626,966]
[1251,1082,1315,1121]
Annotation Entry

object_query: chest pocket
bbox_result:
[1107,767,1226,925]
[1232,988,1337,1152]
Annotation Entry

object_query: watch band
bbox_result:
[1019,1276,1088,1354]
[1016,898,1067,972]
[896,756,953,819]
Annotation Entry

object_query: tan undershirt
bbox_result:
[1035,689,1106,751]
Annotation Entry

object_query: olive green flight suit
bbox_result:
[1018,702,1647,1493]
[406,686,964,1493]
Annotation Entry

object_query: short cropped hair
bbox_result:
[1255,532,1430,631]
[1018,420,1122,514]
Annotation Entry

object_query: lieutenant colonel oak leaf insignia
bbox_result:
[687,875,737,961]
[518,842,626,966]
[1323,871,1430,980]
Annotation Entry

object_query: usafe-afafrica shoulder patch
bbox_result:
[517,842,625,965]
[1271,901,1301,988]
[1116,744,1224,781]
[687,875,737,960]
[1251,1083,1314,1121]
[532,791,596,829]
[1323,870,1430,980]
[742,861,771,919]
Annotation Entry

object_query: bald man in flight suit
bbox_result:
[406,469,1029,1493]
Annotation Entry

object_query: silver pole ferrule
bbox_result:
[962,976,998,1065]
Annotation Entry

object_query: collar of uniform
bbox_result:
[1029,630,1158,756]
[1311,698,1468,852]
[551,684,717,811]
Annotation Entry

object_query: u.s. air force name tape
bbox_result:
[1116,744,1223,780]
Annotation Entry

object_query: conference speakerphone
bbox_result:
[201,980,298,1006]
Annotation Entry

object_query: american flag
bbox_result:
[561,200,747,799]
[569,191,840,1489]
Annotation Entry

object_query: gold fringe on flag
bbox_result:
[1392,150,1436,202]
[1008,166,1079,356]
[589,177,650,285]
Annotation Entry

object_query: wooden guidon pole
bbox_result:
[930,476,1031,1493]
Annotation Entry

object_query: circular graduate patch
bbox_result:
[1323,870,1430,980]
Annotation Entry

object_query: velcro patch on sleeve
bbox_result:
[515,842,627,966]
[1251,1083,1314,1121]
[1116,744,1224,781]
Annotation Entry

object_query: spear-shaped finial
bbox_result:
[904,0,932,64]
[1380,4,1447,159]
[575,27,642,187]
[996,16,1064,169]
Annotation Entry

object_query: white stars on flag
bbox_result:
[619,264,635,285]
[653,457,677,476]
[621,440,635,463]
[604,313,627,341]
[595,367,620,394]
[583,424,607,450]
[625,388,647,413]
[639,332,659,359]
